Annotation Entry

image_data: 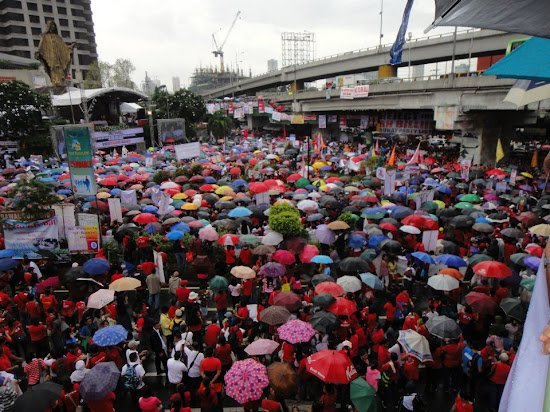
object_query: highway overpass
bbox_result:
[202,30,527,98]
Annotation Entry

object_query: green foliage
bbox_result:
[152,87,206,138]
[191,163,203,176]
[206,110,232,140]
[104,240,123,266]
[269,211,304,238]
[83,60,102,89]
[0,80,51,140]
[338,211,356,226]
[269,203,300,219]
[149,233,174,253]
[152,170,170,185]
[111,58,136,89]
[11,179,58,220]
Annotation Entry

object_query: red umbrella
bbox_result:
[272,250,296,265]
[218,234,240,246]
[473,261,512,278]
[88,200,108,212]
[273,292,302,312]
[422,218,439,231]
[199,184,215,192]
[401,214,426,227]
[327,297,357,316]
[230,167,241,174]
[364,195,379,203]
[299,244,319,263]
[315,282,345,298]
[465,292,499,314]
[525,245,544,257]
[189,175,205,182]
[249,183,269,194]
[287,173,302,182]
[425,157,437,165]
[133,213,159,224]
[100,177,118,186]
[305,350,359,384]
[36,276,60,294]
[380,223,398,232]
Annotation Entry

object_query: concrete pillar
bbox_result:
[290,80,305,93]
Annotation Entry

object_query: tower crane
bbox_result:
[212,11,241,74]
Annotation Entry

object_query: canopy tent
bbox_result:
[120,102,143,114]
[427,0,550,38]
[51,87,148,107]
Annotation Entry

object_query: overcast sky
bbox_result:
[90,0,452,91]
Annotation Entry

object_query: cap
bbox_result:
[189,291,199,300]
[128,340,140,348]
[499,353,509,362]
[341,340,352,348]
[180,280,188,286]
[137,265,143,269]
[175,309,183,317]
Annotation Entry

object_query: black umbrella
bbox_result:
[381,240,403,254]
[380,218,400,227]
[437,208,460,219]
[441,241,460,256]
[487,212,509,223]
[389,192,407,204]
[339,257,371,273]
[14,381,62,412]
[309,311,340,333]
[66,278,104,298]
[501,228,526,239]
[311,293,337,307]
[311,274,336,286]
[391,207,414,220]
[449,215,475,229]
[62,266,87,285]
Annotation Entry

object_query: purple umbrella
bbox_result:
[79,362,120,401]
[260,262,286,277]
[314,224,336,244]
[524,256,541,270]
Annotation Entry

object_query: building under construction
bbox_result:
[189,66,248,94]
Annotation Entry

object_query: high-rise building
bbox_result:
[172,76,181,92]
[267,59,278,72]
[141,73,160,96]
[0,0,98,86]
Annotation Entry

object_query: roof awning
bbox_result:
[51,87,148,107]
[120,102,143,114]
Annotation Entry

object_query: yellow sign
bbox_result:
[291,115,304,124]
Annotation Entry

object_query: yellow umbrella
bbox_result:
[319,185,330,192]
[181,203,198,211]
[130,184,143,190]
[172,193,188,200]
[327,221,350,230]
[215,186,233,195]
[274,199,293,206]
[96,192,111,199]
[434,200,446,209]
[530,224,550,236]
[344,186,360,192]
[230,266,256,279]
[312,179,326,186]
[109,277,141,292]
[312,162,326,169]
[220,195,234,200]
[521,172,534,179]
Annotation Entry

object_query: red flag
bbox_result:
[375,139,380,154]
[283,125,286,139]
[406,143,421,165]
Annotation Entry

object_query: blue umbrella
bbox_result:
[0,258,19,271]
[110,188,121,196]
[347,234,368,248]
[361,207,386,220]
[83,258,110,276]
[437,186,452,194]
[232,179,248,188]
[228,207,252,218]
[170,222,190,233]
[524,256,541,271]
[167,230,186,240]
[57,189,72,195]
[311,255,333,264]
[437,254,468,268]
[92,325,128,347]
[142,205,158,214]
[411,252,436,264]
[0,250,16,258]
[360,272,383,290]
[475,217,492,224]
[204,176,216,184]
[391,206,414,220]
[368,234,389,248]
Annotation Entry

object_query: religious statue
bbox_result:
[35,20,77,87]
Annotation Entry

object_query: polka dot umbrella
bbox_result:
[224,358,269,404]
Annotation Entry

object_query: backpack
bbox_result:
[122,365,141,391]
[228,326,239,350]
[467,353,481,378]
[170,318,182,335]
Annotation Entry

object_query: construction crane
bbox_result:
[212,11,241,74]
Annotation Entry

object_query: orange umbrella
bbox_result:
[438,268,463,279]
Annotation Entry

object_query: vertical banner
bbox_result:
[258,100,265,113]
[460,159,472,181]
[63,126,97,197]
[77,213,100,253]
[389,0,415,65]
[120,189,137,205]
[384,169,397,195]
[153,250,165,283]
[422,230,439,252]
[360,115,369,129]
[319,115,327,129]
[339,115,347,128]
[228,102,234,114]
[107,198,123,224]
[510,168,518,185]
[52,204,75,240]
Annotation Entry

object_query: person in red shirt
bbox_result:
[86,391,115,412]
[62,298,76,325]
[40,288,58,313]
[396,289,414,313]
[380,353,400,409]
[402,312,419,331]
[384,301,396,324]
[442,340,463,392]
[494,281,510,304]
[371,324,385,358]
[451,391,474,412]
[200,347,222,395]
[204,323,221,349]
[66,344,85,373]
[25,295,41,319]
[489,353,511,410]
[239,245,253,266]
[214,291,227,328]
[197,378,218,409]
[319,383,337,412]
[214,335,232,374]
[241,279,253,305]
[176,281,190,304]
[378,339,391,368]
[13,291,28,312]
[75,301,86,322]
[281,341,295,364]
[28,317,47,358]
[402,354,420,381]
[0,286,13,311]
[87,344,107,368]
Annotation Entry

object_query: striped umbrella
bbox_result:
[397,330,433,363]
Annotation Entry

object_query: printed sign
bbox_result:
[379,112,434,134]
[77,213,100,253]
[64,126,97,196]
[174,142,201,160]
[319,115,327,129]
[4,217,60,259]
[92,127,145,149]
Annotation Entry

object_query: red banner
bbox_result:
[258,100,265,113]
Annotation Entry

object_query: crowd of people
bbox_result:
[0,133,544,412]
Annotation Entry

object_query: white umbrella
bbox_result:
[336,275,362,293]
[160,181,180,189]
[262,231,283,246]
[297,199,319,211]
[400,225,421,234]
[397,330,433,363]
[427,274,460,291]
[87,289,115,309]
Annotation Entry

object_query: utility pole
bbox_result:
[407,32,413,80]
[379,0,384,47]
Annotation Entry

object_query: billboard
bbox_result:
[157,119,185,144]
[92,127,145,149]
[64,125,97,196]
[175,142,200,160]
[3,217,60,259]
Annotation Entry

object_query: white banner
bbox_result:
[422,230,439,252]
[4,217,59,259]
[145,157,153,167]
[272,111,281,121]
[51,204,75,240]
[319,115,326,129]
[340,88,355,99]
[153,250,165,283]
[354,85,370,98]
[108,198,123,224]
[174,142,200,160]
[92,128,145,149]
[121,189,137,205]
[383,169,397,196]
[67,227,88,252]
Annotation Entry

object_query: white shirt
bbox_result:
[183,347,204,378]
[167,358,188,384]
[121,362,146,389]
[171,336,192,358]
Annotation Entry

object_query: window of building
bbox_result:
[2,12,25,22]
[31,26,41,35]
[27,2,38,11]
[6,38,29,47]
[34,39,40,47]
[29,15,40,23]
[4,0,22,8]
[9,25,27,34]
[57,6,67,14]
[59,18,68,26]
[42,4,53,13]
[13,50,31,58]
[61,30,70,38]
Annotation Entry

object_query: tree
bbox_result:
[151,86,206,138]
[83,60,114,89]
[0,80,50,141]
[206,110,232,143]
[111,58,136,89]
[268,204,306,238]
[11,179,58,220]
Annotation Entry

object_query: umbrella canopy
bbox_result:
[108,277,141,292]
[311,274,336,286]
[465,291,499,314]
[425,315,462,339]
[92,325,128,346]
[308,310,340,333]
[273,292,302,312]
[397,330,433,363]
[272,250,296,265]
[259,306,291,325]
[87,289,115,309]
[0,258,19,271]
[36,276,60,294]
[327,220,350,230]
[339,257,371,273]
[210,275,229,292]
[311,293,337,307]
[14,382,62,412]
[198,226,219,241]
[337,275,363,293]
[427,274,460,291]
[230,265,256,279]
[277,319,316,344]
[224,359,269,404]
[306,349,359,384]
[311,255,334,264]
[262,231,284,246]
[500,297,527,321]
[315,281,345,297]
[436,254,468,268]
[260,262,286,278]
[299,244,320,263]
[359,273,383,290]
[83,258,110,276]
[327,297,358,317]
[411,252,435,264]
[473,261,512,278]
[79,362,120,401]
[244,339,280,356]
[267,362,298,398]
[350,377,379,412]
[252,245,276,255]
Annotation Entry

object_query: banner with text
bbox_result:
[175,142,201,160]
[4,217,60,259]
[379,111,434,134]
[64,126,97,196]
[77,213,100,253]
[92,127,145,149]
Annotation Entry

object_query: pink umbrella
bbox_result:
[36,276,60,294]
[299,244,319,263]
[198,226,218,241]
[244,339,280,356]
[277,319,316,344]
[224,359,269,404]
[272,250,296,265]
[188,220,204,228]
[484,193,500,201]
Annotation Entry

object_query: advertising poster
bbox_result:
[51,204,76,239]
[77,213,100,253]
[319,115,327,129]
[258,100,265,113]
[64,126,97,196]
[360,115,369,129]
[67,227,88,252]
[4,217,60,258]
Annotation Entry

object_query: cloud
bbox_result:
[90,0,453,91]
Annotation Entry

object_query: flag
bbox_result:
[406,143,421,165]
[375,139,379,154]
[532,150,539,168]
[389,0,415,65]
[496,139,505,164]
[388,145,397,165]
[283,125,286,139]
[371,145,376,157]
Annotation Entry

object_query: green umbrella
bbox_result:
[295,178,310,189]
[456,183,469,189]
[350,377,379,412]
[510,253,529,266]
[500,297,527,321]
[455,202,475,210]
[447,172,461,179]
[360,249,377,262]
[421,201,439,213]
[468,254,493,266]
[461,194,481,202]
[311,293,337,307]
[520,278,535,292]
[239,234,260,245]
[209,275,229,292]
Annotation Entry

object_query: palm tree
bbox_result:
[207,110,232,146]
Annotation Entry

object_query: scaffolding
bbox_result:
[281,31,316,67]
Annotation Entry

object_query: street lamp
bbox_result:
[160,85,170,118]
[407,32,413,81]
[147,105,156,148]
